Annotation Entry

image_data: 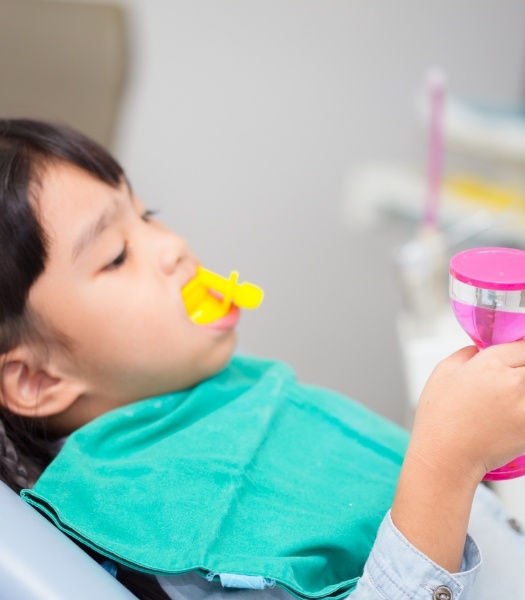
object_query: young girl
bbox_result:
[2,119,525,600]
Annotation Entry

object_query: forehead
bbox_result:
[37,161,118,226]
[35,162,127,257]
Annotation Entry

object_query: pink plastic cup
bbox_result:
[450,247,525,481]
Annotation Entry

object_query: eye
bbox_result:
[105,243,129,270]
[141,209,158,222]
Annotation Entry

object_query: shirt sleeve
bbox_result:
[350,511,481,599]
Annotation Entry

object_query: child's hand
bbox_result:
[411,341,525,484]
[392,341,525,573]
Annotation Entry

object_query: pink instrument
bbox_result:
[450,247,525,480]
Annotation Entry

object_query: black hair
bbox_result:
[0,118,125,486]
[0,119,170,600]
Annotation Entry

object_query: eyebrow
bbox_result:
[72,201,119,262]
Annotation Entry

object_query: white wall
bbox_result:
[113,0,525,422]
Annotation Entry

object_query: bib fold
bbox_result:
[22,356,408,599]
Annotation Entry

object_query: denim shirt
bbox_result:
[352,511,481,599]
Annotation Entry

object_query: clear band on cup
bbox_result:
[449,277,525,313]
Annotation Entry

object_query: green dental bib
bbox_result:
[22,356,408,599]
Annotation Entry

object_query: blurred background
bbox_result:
[3,0,525,427]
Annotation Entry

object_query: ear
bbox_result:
[0,345,83,418]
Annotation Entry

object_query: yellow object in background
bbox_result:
[182,266,264,325]
[446,176,525,214]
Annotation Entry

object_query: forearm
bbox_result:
[391,444,478,573]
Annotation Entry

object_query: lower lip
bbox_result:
[203,305,240,331]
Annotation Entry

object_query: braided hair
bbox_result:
[0,417,28,490]
[0,119,170,600]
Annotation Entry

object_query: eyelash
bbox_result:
[141,209,158,222]
[105,209,157,270]
[106,244,130,270]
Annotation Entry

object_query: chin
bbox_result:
[202,334,237,380]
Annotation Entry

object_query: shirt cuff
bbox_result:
[354,511,481,599]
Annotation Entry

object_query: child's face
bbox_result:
[26,161,237,429]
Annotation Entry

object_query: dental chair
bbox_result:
[0,480,137,599]
[0,0,128,149]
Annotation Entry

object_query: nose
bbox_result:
[158,228,188,276]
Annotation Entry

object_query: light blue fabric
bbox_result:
[216,574,275,589]
[354,513,480,599]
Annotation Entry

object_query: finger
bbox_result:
[483,339,525,368]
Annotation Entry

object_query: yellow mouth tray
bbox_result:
[182,266,264,325]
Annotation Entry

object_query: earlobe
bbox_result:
[0,347,82,418]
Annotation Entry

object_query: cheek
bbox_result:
[77,296,192,359]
